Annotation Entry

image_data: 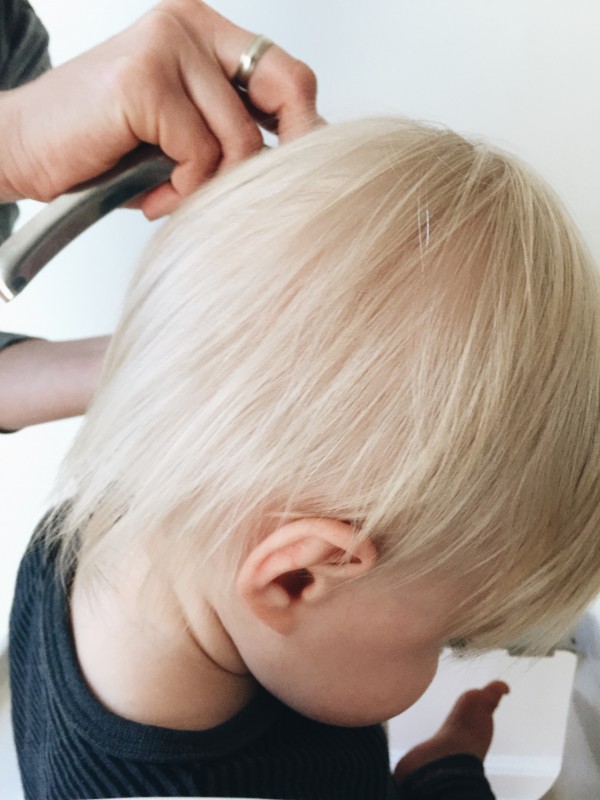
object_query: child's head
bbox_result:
[53,117,600,721]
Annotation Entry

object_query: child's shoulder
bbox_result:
[10,535,395,798]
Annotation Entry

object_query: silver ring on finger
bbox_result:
[233,34,274,92]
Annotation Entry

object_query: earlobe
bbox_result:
[236,518,377,634]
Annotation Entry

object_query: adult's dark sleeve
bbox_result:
[0,0,50,90]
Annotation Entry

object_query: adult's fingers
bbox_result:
[137,91,222,219]
[176,1,324,142]
[177,39,265,170]
[127,0,324,218]
[242,45,325,142]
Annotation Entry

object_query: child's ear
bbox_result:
[236,518,377,634]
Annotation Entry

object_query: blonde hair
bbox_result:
[49,117,600,654]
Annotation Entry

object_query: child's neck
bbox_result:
[70,547,258,730]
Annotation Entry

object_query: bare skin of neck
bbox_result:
[70,548,258,730]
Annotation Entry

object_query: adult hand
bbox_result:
[0,0,322,219]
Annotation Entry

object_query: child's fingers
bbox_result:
[446,680,510,724]
[479,680,510,711]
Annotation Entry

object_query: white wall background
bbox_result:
[1,2,599,798]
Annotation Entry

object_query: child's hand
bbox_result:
[393,680,509,786]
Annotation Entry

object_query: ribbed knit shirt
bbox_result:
[10,522,496,800]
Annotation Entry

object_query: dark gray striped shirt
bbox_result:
[9,517,496,800]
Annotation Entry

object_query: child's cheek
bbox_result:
[262,646,441,728]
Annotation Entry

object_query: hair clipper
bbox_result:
[0,144,174,302]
